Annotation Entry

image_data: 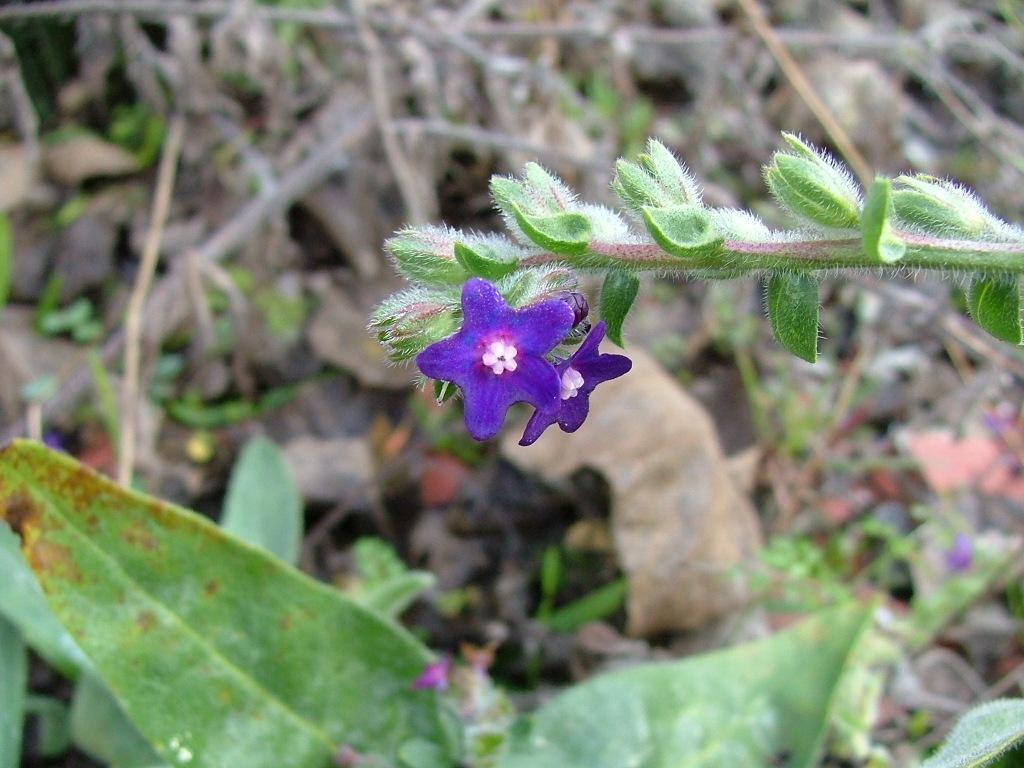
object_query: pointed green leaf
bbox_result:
[540,578,627,634]
[766,273,820,363]
[600,271,640,348]
[499,602,873,768]
[354,573,436,620]
[922,699,1024,768]
[453,242,518,280]
[510,204,591,255]
[221,437,303,565]
[968,276,1022,344]
[0,440,456,768]
[640,205,723,260]
[0,615,27,768]
[861,178,906,264]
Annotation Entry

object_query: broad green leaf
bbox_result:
[600,271,640,348]
[0,440,456,768]
[453,242,518,281]
[968,276,1022,345]
[24,695,72,759]
[0,524,88,676]
[0,615,27,768]
[861,178,905,264]
[499,602,873,768]
[71,676,164,768]
[510,205,591,255]
[766,272,820,363]
[220,436,303,565]
[640,205,723,259]
[922,699,1024,768]
[541,578,627,634]
[349,538,435,619]
[0,213,11,310]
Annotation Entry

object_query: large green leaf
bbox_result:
[766,272,820,363]
[922,699,1024,768]
[220,436,303,565]
[0,440,456,768]
[0,615,27,768]
[498,602,873,768]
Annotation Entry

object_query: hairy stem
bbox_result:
[520,231,1024,274]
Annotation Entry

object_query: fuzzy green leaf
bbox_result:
[0,615,27,768]
[861,178,906,264]
[220,437,303,565]
[641,205,723,260]
[600,271,640,347]
[968,276,1023,344]
[767,154,860,230]
[453,242,518,280]
[499,602,873,768]
[922,699,1024,768]
[510,204,591,255]
[766,273,820,363]
[0,440,456,768]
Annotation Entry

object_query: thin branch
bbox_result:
[735,0,874,186]
[117,112,185,486]
[351,0,434,224]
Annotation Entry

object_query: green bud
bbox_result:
[370,288,459,362]
[766,152,861,229]
[491,164,594,254]
[640,205,724,260]
[497,265,577,308]
[612,139,700,215]
[452,240,519,281]
[385,226,468,285]
[891,175,998,237]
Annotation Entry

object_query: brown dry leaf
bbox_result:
[43,133,140,186]
[902,429,1024,501]
[502,349,762,636]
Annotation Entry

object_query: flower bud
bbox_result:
[891,175,1000,237]
[558,290,590,328]
[612,139,701,215]
[765,134,861,229]
[385,226,468,286]
[369,288,459,362]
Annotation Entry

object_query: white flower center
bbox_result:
[560,367,584,399]
[481,340,518,374]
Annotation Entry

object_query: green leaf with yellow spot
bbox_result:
[0,440,457,768]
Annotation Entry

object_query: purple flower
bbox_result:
[945,534,973,572]
[519,321,631,446]
[411,658,452,691]
[416,279,574,441]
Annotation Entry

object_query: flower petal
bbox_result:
[573,320,608,361]
[460,278,507,332]
[519,407,558,446]
[576,353,632,395]
[416,335,472,382]
[510,355,561,414]
[557,391,591,433]
[512,300,575,354]
[461,369,518,440]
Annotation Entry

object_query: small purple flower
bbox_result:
[42,430,66,452]
[519,321,631,446]
[412,657,452,691]
[945,534,973,572]
[416,279,574,441]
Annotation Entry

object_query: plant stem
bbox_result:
[538,231,1024,274]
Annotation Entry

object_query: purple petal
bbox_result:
[512,300,574,354]
[557,392,591,433]
[509,355,561,414]
[519,408,558,446]
[572,321,608,362]
[460,278,507,332]
[945,534,973,572]
[462,369,518,441]
[416,335,472,381]
[575,353,632,394]
[412,658,451,691]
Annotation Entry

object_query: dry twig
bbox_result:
[117,112,186,486]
